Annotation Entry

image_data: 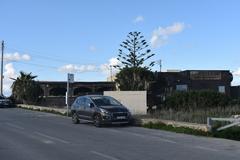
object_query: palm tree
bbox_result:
[11,71,41,104]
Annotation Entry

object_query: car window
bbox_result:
[90,96,121,106]
[84,98,92,108]
[73,97,84,109]
[77,97,84,105]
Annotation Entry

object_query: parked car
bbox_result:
[0,96,13,108]
[71,95,132,127]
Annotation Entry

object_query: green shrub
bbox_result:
[164,90,230,111]
[213,127,240,141]
[143,122,211,136]
[143,122,240,141]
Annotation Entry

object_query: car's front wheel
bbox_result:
[94,114,102,127]
[72,112,79,124]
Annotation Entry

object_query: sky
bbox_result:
[1,0,240,95]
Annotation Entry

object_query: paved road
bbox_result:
[0,108,240,160]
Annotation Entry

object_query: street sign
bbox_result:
[66,73,74,117]
[68,73,74,83]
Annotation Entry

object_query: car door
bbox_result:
[76,97,86,119]
[84,98,95,120]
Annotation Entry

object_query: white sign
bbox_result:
[65,92,68,105]
[68,73,74,83]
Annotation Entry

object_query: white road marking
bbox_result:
[155,137,177,144]
[5,122,24,130]
[42,140,54,144]
[108,129,122,133]
[109,129,177,144]
[194,145,219,152]
[91,151,120,160]
[34,131,70,144]
[151,132,177,138]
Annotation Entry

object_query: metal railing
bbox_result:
[207,115,240,131]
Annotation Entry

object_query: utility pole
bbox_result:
[1,41,4,96]
[110,65,113,81]
[156,59,162,72]
[159,59,162,72]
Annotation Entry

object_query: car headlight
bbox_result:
[99,108,110,115]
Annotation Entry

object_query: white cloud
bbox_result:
[89,45,97,52]
[0,52,31,96]
[58,57,120,77]
[58,64,97,73]
[4,52,31,62]
[109,57,120,66]
[232,68,240,86]
[133,16,144,23]
[3,63,17,96]
[150,22,185,48]
[233,68,240,77]
[99,57,120,75]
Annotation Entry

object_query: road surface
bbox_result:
[0,108,240,160]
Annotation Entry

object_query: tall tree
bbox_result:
[11,71,41,104]
[115,67,154,90]
[115,31,155,69]
[114,32,155,90]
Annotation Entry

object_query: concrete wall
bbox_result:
[37,97,76,108]
[104,91,147,115]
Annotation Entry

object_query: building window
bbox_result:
[176,84,188,91]
[218,86,225,93]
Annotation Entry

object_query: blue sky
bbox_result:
[1,0,240,95]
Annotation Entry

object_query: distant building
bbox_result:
[147,70,234,107]
[38,81,116,97]
[154,70,233,95]
[231,85,240,98]
[35,81,116,107]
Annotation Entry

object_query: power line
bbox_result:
[4,45,112,73]
[5,46,98,65]
[12,61,103,73]
[12,61,59,70]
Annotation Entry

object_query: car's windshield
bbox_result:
[90,96,121,106]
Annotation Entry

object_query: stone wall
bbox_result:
[37,97,76,108]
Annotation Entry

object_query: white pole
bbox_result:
[1,41,4,96]
[66,74,69,117]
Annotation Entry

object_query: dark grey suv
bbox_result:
[71,95,132,127]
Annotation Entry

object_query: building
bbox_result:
[36,81,116,107]
[147,70,233,108]
[157,70,233,95]
[38,81,116,97]
[231,86,240,98]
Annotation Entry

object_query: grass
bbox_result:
[17,105,69,116]
[143,122,212,137]
[149,105,240,124]
[143,121,240,141]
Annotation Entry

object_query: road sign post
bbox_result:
[66,73,74,117]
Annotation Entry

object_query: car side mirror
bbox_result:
[89,103,94,108]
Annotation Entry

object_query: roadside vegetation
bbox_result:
[17,104,68,116]
[148,91,240,124]
[144,91,240,141]
[114,31,155,91]
[11,71,42,105]
[143,121,240,141]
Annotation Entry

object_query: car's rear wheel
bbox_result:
[72,112,79,124]
[94,114,102,127]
